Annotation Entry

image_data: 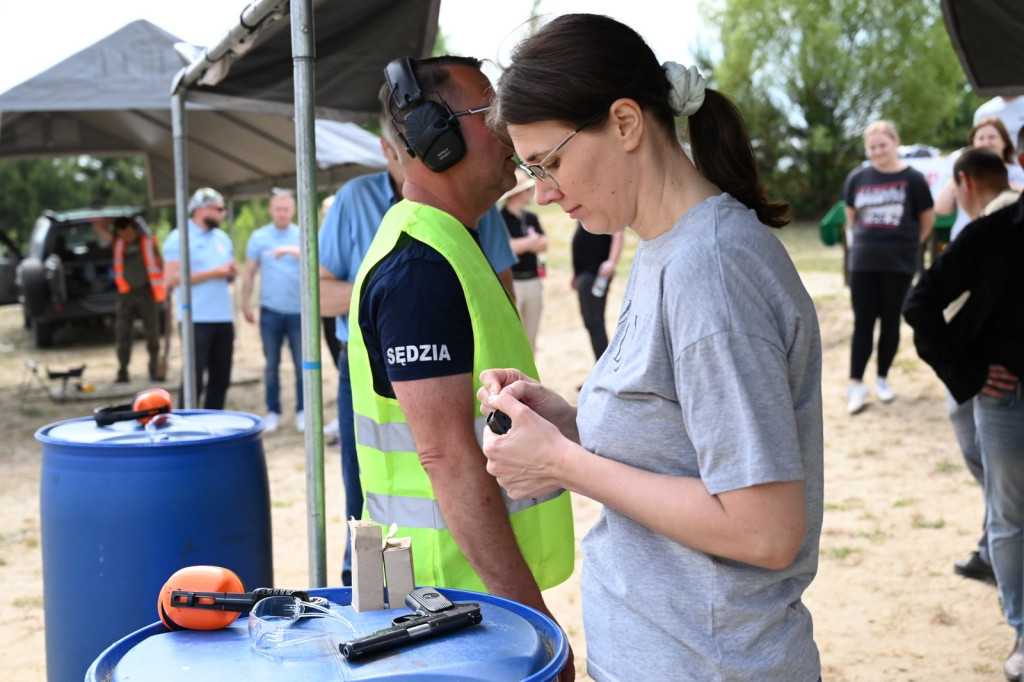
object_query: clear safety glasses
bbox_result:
[247,595,356,659]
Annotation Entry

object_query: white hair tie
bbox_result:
[663,62,706,118]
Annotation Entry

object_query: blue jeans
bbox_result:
[975,388,1024,635]
[947,389,988,563]
[337,344,362,585]
[259,308,302,414]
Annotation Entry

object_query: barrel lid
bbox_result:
[36,410,263,446]
[88,587,566,681]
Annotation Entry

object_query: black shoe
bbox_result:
[116,370,130,384]
[954,551,996,584]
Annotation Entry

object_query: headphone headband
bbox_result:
[384,57,423,114]
[93,388,172,426]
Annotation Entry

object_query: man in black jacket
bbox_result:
[903,183,1024,681]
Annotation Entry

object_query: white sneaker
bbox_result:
[295,411,305,432]
[847,383,869,415]
[264,411,281,433]
[875,377,896,403]
[323,418,339,437]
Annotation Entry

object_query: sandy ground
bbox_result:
[0,217,1014,681]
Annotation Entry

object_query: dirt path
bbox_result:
[0,222,1010,680]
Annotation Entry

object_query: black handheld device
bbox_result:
[486,410,512,435]
[339,587,482,660]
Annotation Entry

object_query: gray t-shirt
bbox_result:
[578,194,823,682]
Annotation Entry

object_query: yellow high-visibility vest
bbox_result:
[348,199,574,592]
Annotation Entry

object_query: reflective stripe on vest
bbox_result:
[365,488,565,531]
[348,200,574,592]
[355,413,486,455]
[113,234,167,302]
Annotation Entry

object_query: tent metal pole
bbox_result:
[292,0,328,588]
[172,92,197,409]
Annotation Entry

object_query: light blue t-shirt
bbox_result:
[318,170,516,342]
[163,220,235,323]
[578,194,823,681]
[245,222,301,314]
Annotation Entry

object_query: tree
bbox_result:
[0,155,150,247]
[705,0,983,217]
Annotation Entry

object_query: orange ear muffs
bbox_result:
[94,388,172,426]
[158,565,245,631]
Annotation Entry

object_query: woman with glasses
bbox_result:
[478,13,823,681]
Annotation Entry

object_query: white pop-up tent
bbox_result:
[0,19,386,204]
[170,0,439,585]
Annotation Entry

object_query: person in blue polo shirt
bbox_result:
[319,119,517,586]
[242,189,304,433]
[163,187,236,410]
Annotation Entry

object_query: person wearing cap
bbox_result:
[163,187,237,410]
[92,216,167,383]
[501,170,547,352]
[242,189,305,433]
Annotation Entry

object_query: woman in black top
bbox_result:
[843,120,934,414]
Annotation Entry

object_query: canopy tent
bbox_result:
[175,0,440,122]
[942,0,1024,97]
[0,19,386,205]
[170,0,439,586]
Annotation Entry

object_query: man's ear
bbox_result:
[380,137,399,161]
[607,98,644,153]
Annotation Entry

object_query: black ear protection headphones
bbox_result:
[94,388,173,427]
[384,57,466,173]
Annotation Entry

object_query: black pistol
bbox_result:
[339,587,482,660]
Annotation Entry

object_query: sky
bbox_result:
[0,0,715,95]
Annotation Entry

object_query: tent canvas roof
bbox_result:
[942,0,1024,97]
[0,19,386,205]
[179,0,440,123]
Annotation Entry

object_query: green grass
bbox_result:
[775,221,844,275]
[858,529,886,544]
[912,515,946,529]
[822,547,860,560]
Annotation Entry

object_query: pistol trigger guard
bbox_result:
[392,614,420,625]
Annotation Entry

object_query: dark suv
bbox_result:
[13,206,148,347]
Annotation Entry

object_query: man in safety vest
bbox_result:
[105,216,167,383]
[348,56,574,673]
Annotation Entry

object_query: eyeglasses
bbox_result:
[207,205,227,213]
[515,121,590,191]
[450,104,492,119]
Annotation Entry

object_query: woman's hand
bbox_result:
[478,368,578,442]
[482,390,571,500]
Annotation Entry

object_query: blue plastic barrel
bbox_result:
[37,410,273,682]
[86,586,568,681]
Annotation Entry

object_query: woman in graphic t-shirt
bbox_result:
[843,120,935,414]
